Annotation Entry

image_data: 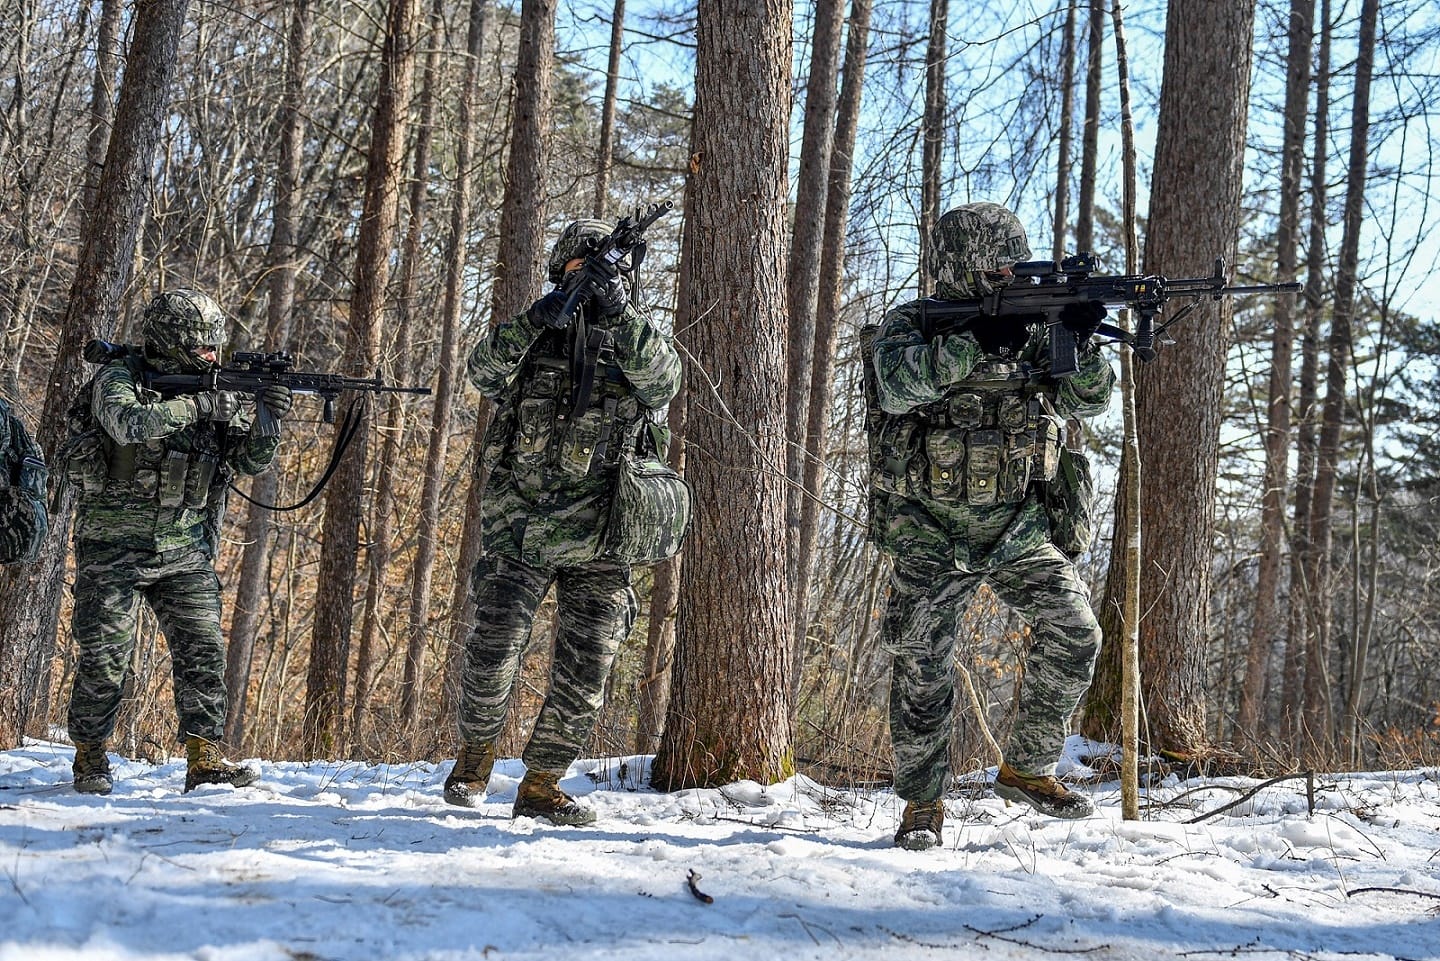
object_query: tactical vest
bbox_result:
[62,357,228,510]
[481,328,647,486]
[861,324,1064,511]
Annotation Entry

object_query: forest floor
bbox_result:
[1,737,1437,960]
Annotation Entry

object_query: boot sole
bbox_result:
[993,782,1094,819]
[894,829,942,851]
[73,778,113,796]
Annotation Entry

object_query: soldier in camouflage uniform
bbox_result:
[0,393,48,565]
[65,289,292,795]
[444,220,681,825]
[868,203,1115,849]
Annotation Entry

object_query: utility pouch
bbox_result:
[965,429,1003,506]
[133,467,159,500]
[947,393,984,429]
[514,398,555,467]
[997,395,1028,432]
[875,419,921,495]
[479,394,518,472]
[602,454,693,565]
[1037,414,1064,482]
[924,427,967,501]
[1045,445,1095,557]
[158,450,189,507]
[183,456,217,508]
[63,431,109,494]
[557,406,604,478]
[997,439,1032,501]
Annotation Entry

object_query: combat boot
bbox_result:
[183,735,258,793]
[72,741,113,796]
[512,770,596,826]
[443,741,496,807]
[993,762,1094,819]
[894,799,944,850]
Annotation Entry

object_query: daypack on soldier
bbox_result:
[0,396,50,564]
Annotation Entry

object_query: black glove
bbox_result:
[261,384,293,419]
[583,262,627,319]
[528,289,572,330]
[1059,300,1107,343]
[966,315,1029,356]
[193,390,241,422]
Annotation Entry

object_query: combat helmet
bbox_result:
[141,288,226,372]
[547,220,612,285]
[927,203,1032,298]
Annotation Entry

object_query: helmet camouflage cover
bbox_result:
[141,288,226,371]
[547,220,612,284]
[927,203,1032,297]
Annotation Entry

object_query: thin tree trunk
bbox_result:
[0,0,193,749]
[1075,0,1103,252]
[1283,0,1330,745]
[1052,0,1077,261]
[402,0,490,735]
[305,0,421,758]
[592,0,625,217]
[1238,0,1313,748]
[443,0,555,740]
[225,0,312,750]
[651,0,795,790]
[917,0,948,299]
[1110,0,1141,821]
[784,0,845,689]
[1306,0,1377,756]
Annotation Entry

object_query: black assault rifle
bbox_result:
[920,254,1303,377]
[555,200,674,419]
[83,340,432,440]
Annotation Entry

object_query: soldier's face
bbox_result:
[188,345,219,365]
[563,257,585,277]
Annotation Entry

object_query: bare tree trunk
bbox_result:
[402,0,490,734]
[1283,0,1330,745]
[0,0,193,749]
[225,0,312,750]
[1052,0,1078,261]
[83,0,122,214]
[917,0,948,299]
[361,0,442,745]
[443,0,555,739]
[1091,0,1255,756]
[1075,0,1103,252]
[1238,0,1313,748]
[1306,0,1377,755]
[1110,0,1141,821]
[784,0,845,687]
[592,0,625,217]
[305,0,421,758]
[651,0,795,789]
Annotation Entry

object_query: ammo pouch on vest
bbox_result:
[921,392,1063,506]
[602,453,693,565]
[1044,445,1095,557]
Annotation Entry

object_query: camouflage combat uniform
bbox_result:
[66,291,281,749]
[869,204,1115,808]
[456,222,681,785]
[0,394,48,565]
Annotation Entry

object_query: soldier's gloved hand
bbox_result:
[193,390,241,422]
[585,264,628,319]
[1060,301,1107,342]
[261,384,293,419]
[967,315,1029,356]
[528,290,572,330]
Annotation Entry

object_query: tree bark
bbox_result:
[225,0,312,750]
[0,0,193,749]
[403,0,490,736]
[650,0,795,789]
[784,0,845,687]
[592,0,625,217]
[1051,0,1078,261]
[1075,0,1103,252]
[1237,0,1313,748]
[917,0,948,299]
[304,0,421,758]
[1307,0,1377,755]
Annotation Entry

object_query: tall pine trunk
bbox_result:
[592,0,624,217]
[917,0,947,298]
[651,0,795,789]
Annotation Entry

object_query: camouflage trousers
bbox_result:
[882,541,1102,801]
[67,540,228,744]
[457,552,636,774]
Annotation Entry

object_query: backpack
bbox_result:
[0,397,50,564]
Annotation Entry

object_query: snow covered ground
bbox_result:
[1,738,1437,961]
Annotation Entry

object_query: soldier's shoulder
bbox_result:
[875,299,927,334]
